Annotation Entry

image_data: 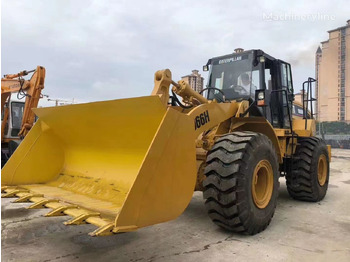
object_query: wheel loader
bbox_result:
[2,49,330,236]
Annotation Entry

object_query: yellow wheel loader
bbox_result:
[2,49,331,236]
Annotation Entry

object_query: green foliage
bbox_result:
[316,121,350,135]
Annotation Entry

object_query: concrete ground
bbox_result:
[2,149,350,262]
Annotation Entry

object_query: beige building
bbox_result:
[181,70,204,93]
[294,91,306,104]
[316,20,350,122]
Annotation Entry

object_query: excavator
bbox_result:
[2,50,330,237]
[1,66,45,166]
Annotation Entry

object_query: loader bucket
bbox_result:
[1,96,200,235]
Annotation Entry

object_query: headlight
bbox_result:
[258,92,265,100]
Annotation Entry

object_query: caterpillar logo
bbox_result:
[194,110,210,130]
[218,56,242,64]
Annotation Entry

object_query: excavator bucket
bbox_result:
[1,96,200,236]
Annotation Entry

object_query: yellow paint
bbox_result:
[251,159,273,209]
[2,94,239,233]
[293,119,316,136]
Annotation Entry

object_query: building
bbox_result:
[181,70,204,93]
[316,20,350,122]
[294,91,306,105]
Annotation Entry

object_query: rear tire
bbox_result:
[203,131,279,235]
[286,137,329,201]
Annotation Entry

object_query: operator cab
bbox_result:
[1,99,25,139]
[203,49,295,129]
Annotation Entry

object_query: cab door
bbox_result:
[5,101,25,139]
[269,61,294,129]
[280,62,294,129]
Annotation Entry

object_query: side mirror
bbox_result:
[203,65,209,72]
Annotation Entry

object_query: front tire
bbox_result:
[203,131,279,235]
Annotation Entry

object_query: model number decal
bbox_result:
[195,110,210,130]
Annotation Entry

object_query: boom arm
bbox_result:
[1,66,45,139]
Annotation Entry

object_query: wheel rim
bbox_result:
[252,160,274,209]
[318,154,327,186]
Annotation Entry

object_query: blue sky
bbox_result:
[2,0,349,106]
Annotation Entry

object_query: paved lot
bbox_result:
[2,149,350,262]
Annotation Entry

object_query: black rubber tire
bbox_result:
[286,137,329,202]
[203,131,279,235]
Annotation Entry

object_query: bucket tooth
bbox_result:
[112,225,138,233]
[1,186,16,193]
[27,199,59,209]
[89,223,115,237]
[12,193,44,203]
[45,205,78,217]
[2,189,29,198]
[64,212,100,225]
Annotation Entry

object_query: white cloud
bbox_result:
[2,0,349,103]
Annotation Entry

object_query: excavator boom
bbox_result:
[1,66,45,138]
[1,66,45,166]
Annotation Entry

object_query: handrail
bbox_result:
[302,77,316,129]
